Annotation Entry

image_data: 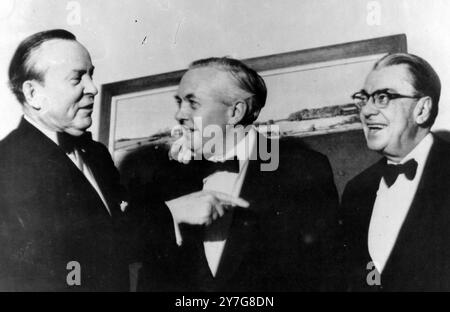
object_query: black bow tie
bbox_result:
[202,157,240,177]
[57,132,92,153]
[382,158,418,187]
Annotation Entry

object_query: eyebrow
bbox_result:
[359,88,397,95]
[67,66,95,78]
[174,93,197,101]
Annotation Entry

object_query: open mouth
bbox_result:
[366,123,387,133]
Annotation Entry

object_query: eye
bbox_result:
[189,100,200,110]
[376,92,389,104]
[352,93,368,107]
[71,76,82,84]
[358,95,369,101]
[352,92,367,100]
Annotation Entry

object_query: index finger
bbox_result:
[208,191,250,208]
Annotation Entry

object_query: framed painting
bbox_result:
[99,34,407,163]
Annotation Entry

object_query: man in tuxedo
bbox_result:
[0,29,129,291]
[341,53,450,291]
[130,57,339,291]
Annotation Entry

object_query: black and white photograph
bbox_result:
[1,0,450,300]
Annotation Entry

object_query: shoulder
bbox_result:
[84,137,120,175]
[262,135,330,162]
[348,159,382,183]
[119,143,171,169]
[341,157,384,208]
[275,136,333,171]
[418,134,450,184]
[256,136,335,192]
[86,137,113,158]
[0,127,30,166]
[430,134,450,161]
[346,158,382,186]
[118,142,174,180]
[0,128,41,199]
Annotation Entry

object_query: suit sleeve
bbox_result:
[0,157,62,290]
[275,147,340,291]
[302,153,341,291]
[119,149,185,291]
[118,148,179,264]
[338,178,359,291]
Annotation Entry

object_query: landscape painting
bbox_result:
[98,34,407,164]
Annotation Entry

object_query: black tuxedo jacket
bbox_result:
[340,135,450,291]
[0,118,129,291]
[122,134,340,291]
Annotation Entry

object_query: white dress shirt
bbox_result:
[171,127,257,277]
[24,115,111,215]
[368,133,434,273]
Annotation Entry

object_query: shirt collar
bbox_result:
[207,126,257,168]
[24,115,58,145]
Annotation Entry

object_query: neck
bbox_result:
[384,129,430,163]
[23,106,85,137]
[24,108,57,133]
[203,125,247,159]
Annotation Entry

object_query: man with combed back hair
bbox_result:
[123,57,340,291]
[341,52,450,291]
[0,29,129,291]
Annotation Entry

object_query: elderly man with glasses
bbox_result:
[340,52,450,291]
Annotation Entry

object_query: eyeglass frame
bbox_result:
[351,88,423,110]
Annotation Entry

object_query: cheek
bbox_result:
[388,109,410,135]
[207,108,229,126]
[192,110,215,130]
[46,86,82,109]
[40,92,65,115]
[54,83,84,103]
[192,104,230,132]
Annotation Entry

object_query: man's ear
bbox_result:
[228,100,248,125]
[414,96,432,126]
[22,80,43,110]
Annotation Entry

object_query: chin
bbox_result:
[68,122,91,136]
[78,117,92,129]
[364,129,389,152]
[366,139,387,153]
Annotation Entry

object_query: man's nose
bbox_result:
[84,76,98,96]
[361,98,379,118]
[175,102,191,124]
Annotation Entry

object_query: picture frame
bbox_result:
[99,34,407,162]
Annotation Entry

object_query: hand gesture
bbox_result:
[166,190,249,226]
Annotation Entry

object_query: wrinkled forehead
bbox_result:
[28,39,92,75]
[178,67,245,100]
[364,64,415,94]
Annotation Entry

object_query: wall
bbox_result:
[1,0,450,140]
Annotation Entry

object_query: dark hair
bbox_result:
[8,29,77,105]
[373,53,441,127]
[189,57,267,125]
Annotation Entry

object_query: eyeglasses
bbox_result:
[351,89,422,109]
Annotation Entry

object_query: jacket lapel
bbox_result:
[357,158,386,255]
[380,137,444,284]
[213,134,263,285]
[81,147,119,217]
[19,118,112,218]
[344,156,385,291]
[213,192,259,286]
